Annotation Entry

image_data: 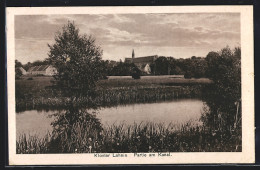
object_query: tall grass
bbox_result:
[16,85,203,112]
[17,117,241,154]
[16,133,51,154]
[15,76,210,112]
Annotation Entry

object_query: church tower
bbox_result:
[132,49,135,63]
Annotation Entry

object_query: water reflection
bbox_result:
[97,99,204,126]
[16,99,204,138]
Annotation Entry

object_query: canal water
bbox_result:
[16,99,205,138]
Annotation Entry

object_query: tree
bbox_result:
[110,62,142,77]
[15,67,23,79]
[15,59,23,79]
[153,57,169,75]
[48,21,103,99]
[23,62,32,71]
[131,66,141,79]
[15,59,23,68]
[202,46,241,131]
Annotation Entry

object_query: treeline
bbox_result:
[102,56,208,78]
[150,56,207,78]
[87,56,208,78]
[16,47,237,79]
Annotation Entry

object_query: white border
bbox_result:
[7,6,254,165]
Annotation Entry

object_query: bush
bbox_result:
[184,71,192,79]
[15,68,23,79]
[27,77,33,80]
[36,74,45,77]
[132,72,141,79]
[102,76,108,80]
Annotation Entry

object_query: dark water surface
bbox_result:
[16,99,205,138]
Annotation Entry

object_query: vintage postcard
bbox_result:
[7,6,254,165]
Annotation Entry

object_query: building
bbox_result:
[143,63,151,74]
[124,49,158,74]
[27,65,57,76]
[18,67,27,75]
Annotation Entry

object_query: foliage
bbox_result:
[150,56,207,78]
[15,59,23,68]
[47,109,103,153]
[15,59,23,79]
[131,66,141,79]
[20,59,51,71]
[202,46,241,132]
[110,62,141,77]
[184,71,192,79]
[15,67,23,79]
[151,57,170,75]
[48,21,103,99]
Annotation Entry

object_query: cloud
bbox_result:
[112,14,136,23]
[194,27,203,31]
[15,13,240,63]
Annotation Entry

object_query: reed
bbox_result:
[16,133,51,154]
[16,85,203,112]
[15,76,209,112]
[16,120,241,154]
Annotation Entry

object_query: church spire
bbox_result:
[132,49,135,59]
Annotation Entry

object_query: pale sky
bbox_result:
[15,13,240,64]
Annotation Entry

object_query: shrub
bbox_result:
[132,72,141,79]
[131,66,141,79]
[15,67,23,79]
[27,77,33,80]
[184,71,192,79]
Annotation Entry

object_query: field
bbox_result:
[98,76,211,88]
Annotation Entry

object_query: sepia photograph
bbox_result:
[7,6,254,165]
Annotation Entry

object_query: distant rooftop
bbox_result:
[125,55,158,63]
[28,65,50,72]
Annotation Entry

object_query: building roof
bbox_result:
[125,55,158,64]
[37,65,49,71]
[27,66,36,72]
[18,67,26,71]
[28,65,51,72]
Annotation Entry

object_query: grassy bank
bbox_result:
[17,121,241,154]
[16,76,211,112]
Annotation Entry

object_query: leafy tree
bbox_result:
[110,62,141,76]
[202,46,241,131]
[99,60,110,79]
[47,21,106,151]
[15,59,23,68]
[15,59,23,79]
[192,58,208,78]
[48,21,103,99]
[174,66,185,75]
[152,56,169,75]
[23,62,32,71]
[131,66,141,79]
[15,67,23,79]
[184,71,192,79]
[31,59,50,66]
